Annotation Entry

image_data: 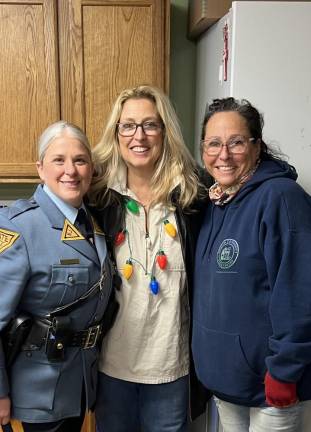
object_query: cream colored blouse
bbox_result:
[98,173,189,384]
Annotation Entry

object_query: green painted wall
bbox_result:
[170,0,196,154]
[0,0,195,201]
[0,184,36,202]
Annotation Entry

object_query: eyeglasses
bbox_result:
[201,135,255,156]
[117,121,164,137]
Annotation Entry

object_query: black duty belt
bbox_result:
[22,318,103,351]
[21,271,109,355]
[4,269,112,364]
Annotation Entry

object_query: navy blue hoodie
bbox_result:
[192,158,311,406]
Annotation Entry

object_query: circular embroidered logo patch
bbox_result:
[216,239,239,269]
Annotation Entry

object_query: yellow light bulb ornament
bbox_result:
[163,219,176,238]
[123,260,133,280]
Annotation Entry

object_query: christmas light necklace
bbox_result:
[115,198,176,295]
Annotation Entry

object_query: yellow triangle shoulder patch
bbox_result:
[91,216,105,236]
[0,228,20,253]
[61,219,85,241]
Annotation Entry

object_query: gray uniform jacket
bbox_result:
[0,185,112,423]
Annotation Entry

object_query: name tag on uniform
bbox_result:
[60,258,80,265]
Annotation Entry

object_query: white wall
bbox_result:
[231,1,311,193]
[194,14,231,162]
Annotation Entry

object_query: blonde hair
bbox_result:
[90,85,200,209]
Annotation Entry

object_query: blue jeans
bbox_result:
[214,397,304,432]
[95,373,189,432]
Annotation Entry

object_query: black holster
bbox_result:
[45,316,72,362]
[2,313,33,367]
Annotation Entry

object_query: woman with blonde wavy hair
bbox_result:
[89,85,211,432]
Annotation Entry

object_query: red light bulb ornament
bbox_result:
[149,276,159,295]
[115,229,126,246]
[156,250,167,270]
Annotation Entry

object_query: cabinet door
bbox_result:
[58,0,169,147]
[0,0,169,181]
[0,0,59,181]
[188,0,231,39]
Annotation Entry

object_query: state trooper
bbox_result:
[0,121,118,432]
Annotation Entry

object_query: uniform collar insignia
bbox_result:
[91,216,105,236]
[0,228,20,253]
[61,219,84,241]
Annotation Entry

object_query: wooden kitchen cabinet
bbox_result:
[0,0,59,181]
[0,0,169,182]
[188,0,231,39]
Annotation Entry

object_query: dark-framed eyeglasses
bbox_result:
[117,121,164,137]
[201,135,255,156]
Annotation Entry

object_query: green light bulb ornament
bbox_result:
[126,199,140,214]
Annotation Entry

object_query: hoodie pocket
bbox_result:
[192,322,263,399]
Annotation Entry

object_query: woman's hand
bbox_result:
[264,371,298,408]
[0,396,11,425]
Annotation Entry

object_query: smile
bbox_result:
[60,180,80,187]
[216,166,235,172]
[130,146,149,153]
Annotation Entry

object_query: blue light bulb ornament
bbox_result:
[126,199,139,214]
[149,276,159,295]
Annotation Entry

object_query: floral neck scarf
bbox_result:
[209,161,260,206]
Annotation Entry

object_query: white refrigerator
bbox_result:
[194,0,311,194]
[193,1,311,431]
